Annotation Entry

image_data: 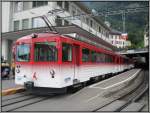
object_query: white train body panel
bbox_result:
[16,64,62,88]
[15,63,131,88]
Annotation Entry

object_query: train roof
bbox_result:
[16,32,59,41]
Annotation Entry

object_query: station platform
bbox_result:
[89,69,141,89]
[2,78,24,96]
[2,79,21,90]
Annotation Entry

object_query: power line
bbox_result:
[57,6,148,21]
[55,6,148,33]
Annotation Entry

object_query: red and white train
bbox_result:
[13,32,134,94]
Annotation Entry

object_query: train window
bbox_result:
[62,43,72,62]
[109,55,113,63]
[82,48,90,62]
[16,44,30,62]
[91,51,97,62]
[34,42,57,62]
[105,54,113,63]
[97,53,105,63]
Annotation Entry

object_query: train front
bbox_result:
[14,33,66,94]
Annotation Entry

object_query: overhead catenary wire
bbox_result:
[54,5,148,33]
[56,5,149,21]
[30,6,148,33]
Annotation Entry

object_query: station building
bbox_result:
[1,1,128,64]
[109,30,130,49]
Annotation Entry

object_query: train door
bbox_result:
[114,56,118,73]
[119,57,121,71]
[73,44,80,84]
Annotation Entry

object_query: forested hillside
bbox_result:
[83,1,149,48]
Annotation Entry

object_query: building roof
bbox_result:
[109,29,122,35]
[2,25,117,50]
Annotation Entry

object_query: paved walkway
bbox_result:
[2,78,21,90]
[89,69,141,89]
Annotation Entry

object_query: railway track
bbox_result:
[95,70,148,112]
[1,92,55,112]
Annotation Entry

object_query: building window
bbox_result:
[14,2,23,12]
[82,48,90,62]
[72,10,76,17]
[106,32,109,37]
[115,41,119,44]
[32,17,46,28]
[104,31,106,36]
[64,1,69,11]
[32,1,48,8]
[55,16,62,26]
[86,17,89,25]
[115,35,118,39]
[76,9,81,19]
[23,2,31,10]
[57,1,63,7]
[72,6,76,16]
[14,20,20,31]
[64,20,69,26]
[90,20,93,27]
[22,19,29,29]
[99,26,101,32]
[101,29,103,34]
[62,43,72,62]
[82,15,86,23]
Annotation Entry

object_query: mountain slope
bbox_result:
[82,1,149,48]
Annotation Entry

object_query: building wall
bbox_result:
[2,39,8,60]
[2,2,11,62]
[109,34,127,48]
[9,2,110,40]
[2,2,11,32]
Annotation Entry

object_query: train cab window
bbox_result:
[34,42,57,62]
[16,44,30,62]
[91,51,97,62]
[82,48,90,62]
[62,43,72,62]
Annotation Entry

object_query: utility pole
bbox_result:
[122,11,126,33]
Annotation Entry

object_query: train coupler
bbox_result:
[24,81,34,90]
